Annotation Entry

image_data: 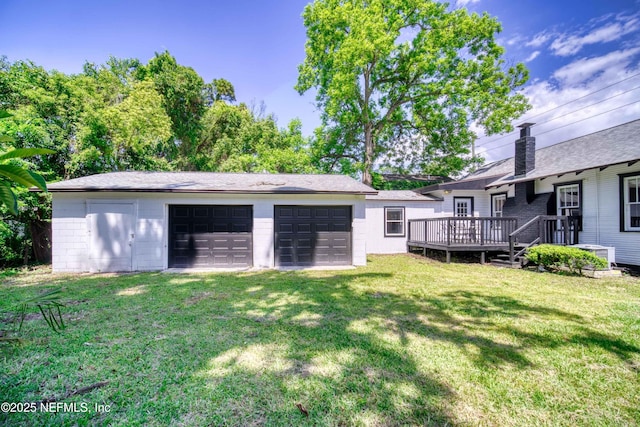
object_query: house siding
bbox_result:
[52,192,368,273]
[365,201,442,254]
[440,191,491,217]
[504,164,640,266]
[593,163,640,266]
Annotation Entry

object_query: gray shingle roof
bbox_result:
[46,172,377,195]
[366,190,442,201]
[441,118,640,190]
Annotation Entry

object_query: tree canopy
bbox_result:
[0,51,317,266]
[296,0,530,184]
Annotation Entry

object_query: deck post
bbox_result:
[446,251,451,263]
[480,251,485,264]
[539,217,545,243]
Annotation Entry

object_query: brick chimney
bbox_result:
[515,123,536,177]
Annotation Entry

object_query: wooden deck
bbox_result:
[407,216,579,264]
[407,217,517,263]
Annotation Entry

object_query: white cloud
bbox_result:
[475,48,640,162]
[549,13,640,56]
[524,51,540,62]
[456,0,480,7]
[506,34,526,46]
[526,32,553,48]
[552,47,640,86]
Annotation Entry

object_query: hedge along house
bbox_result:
[46,172,376,273]
[415,119,640,267]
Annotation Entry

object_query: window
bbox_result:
[453,197,473,217]
[622,174,640,231]
[384,207,405,237]
[492,194,506,217]
[557,183,580,217]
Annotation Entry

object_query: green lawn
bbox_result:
[1,255,639,426]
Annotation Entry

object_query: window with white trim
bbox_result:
[557,184,580,217]
[492,194,506,217]
[623,175,640,231]
[384,207,405,237]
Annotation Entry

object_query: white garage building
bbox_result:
[48,172,378,273]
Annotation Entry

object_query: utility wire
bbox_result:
[476,84,640,148]
[480,99,640,154]
[475,71,640,147]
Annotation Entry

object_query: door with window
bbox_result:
[454,197,473,217]
[557,184,580,217]
[452,197,474,242]
[556,183,581,243]
[490,193,506,241]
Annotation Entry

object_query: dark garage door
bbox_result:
[275,205,352,267]
[169,205,252,268]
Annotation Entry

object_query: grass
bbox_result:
[1,254,639,426]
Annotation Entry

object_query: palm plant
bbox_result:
[0,110,61,341]
[0,110,54,214]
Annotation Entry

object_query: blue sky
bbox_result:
[1,0,639,163]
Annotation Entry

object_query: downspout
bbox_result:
[595,170,601,244]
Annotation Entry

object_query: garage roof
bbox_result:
[366,190,442,201]
[45,171,378,195]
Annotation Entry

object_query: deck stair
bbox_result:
[490,244,530,268]
[489,215,580,268]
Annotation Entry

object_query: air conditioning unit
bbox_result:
[571,244,615,269]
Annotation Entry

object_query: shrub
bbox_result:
[526,244,608,275]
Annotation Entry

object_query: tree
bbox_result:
[196,102,317,173]
[141,51,205,166]
[203,78,236,105]
[70,80,173,175]
[296,0,530,184]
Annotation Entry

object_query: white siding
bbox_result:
[365,201,442,254]
[52,192,368,272]
[440,190,491,217]
[52,197,89,273]
[536,165,640,266]
[593,163,640,266]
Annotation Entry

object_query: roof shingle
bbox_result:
[46,172,377,195]
[430,118,640,190]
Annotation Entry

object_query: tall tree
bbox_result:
[70,80,173,175]
[296,0,530,184]
[141,51,205,166]
[196,102,317,173]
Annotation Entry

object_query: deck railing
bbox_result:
[508,215,580,262]
[408,217,518,246]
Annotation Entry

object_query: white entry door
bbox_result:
[88,202,135,272]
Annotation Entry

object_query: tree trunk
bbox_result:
[363,123,373,186]
[362,68,373,187]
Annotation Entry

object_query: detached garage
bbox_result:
[47,172,375,273]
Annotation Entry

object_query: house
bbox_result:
[416,119,640,267]
[365,190,443,254]
[47,172,376,272]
